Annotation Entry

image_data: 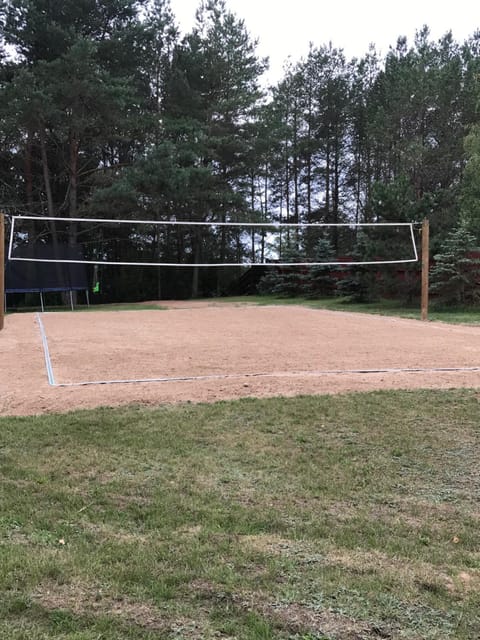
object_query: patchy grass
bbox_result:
[8,294,480,324]
[218,295,480,324]
[1,390,480,638]
[6,302,165,314]
[79,303,166,312]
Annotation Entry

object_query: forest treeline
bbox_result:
[2,0,480,302]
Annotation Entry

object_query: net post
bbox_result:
[0,212,5,331]
[421,218,429,321]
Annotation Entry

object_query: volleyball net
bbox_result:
[7,216,419,267]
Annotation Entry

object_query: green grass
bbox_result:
[77,303,166,312]
[218,295,480,324]
[1,390,480,638]
[7,294,480,324]
[6,302,165,314]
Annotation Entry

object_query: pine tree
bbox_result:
[460,125,480,241]
[0,0,155,217]
[302,238,337,298]
[257,240,306,297]
[429,225,480,306]
[161,0,267,295]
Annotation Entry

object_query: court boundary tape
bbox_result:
[35,313,56,386]
[35,313,480,388]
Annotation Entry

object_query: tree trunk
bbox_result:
[39,128,55,217]
[154,228,162,300]
[39,127,67,300]
[333,135,340,252]
[292,102,299,226]
[191,228,202,298]
[250,173,256,262]
[69,134,79,220]
[25,131,34,210]
[68,134,80,305]
[325,136,331,221]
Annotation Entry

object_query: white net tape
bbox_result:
[8,215,419,267]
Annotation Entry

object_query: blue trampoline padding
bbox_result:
[6,287,88,293]
[5,243,88,292]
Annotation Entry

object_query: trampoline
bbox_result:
[5,244,89,311]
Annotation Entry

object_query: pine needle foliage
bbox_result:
[429,225,480,306]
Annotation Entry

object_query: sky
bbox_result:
[169,0,480,83]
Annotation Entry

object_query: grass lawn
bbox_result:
[1,390,479,639]
[219,295,480,324]
[6,295,480,325]
[5,303,165,314]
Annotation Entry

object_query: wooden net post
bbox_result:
[421,218,429,321]
[0,212,4,331]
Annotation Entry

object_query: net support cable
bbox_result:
[9,216,419,267]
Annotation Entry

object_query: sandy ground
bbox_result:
[1,301,480,416]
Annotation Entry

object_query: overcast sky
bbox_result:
[169,0,480,83]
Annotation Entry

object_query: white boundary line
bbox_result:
[53,367,480,388]
[35,313,56,386]
[34,314,480,388]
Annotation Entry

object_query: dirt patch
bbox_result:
[32,579,215,637]
[190,579,390,639]
[240,533,298,555]
[32,580,169,632]
[263,601,391,639]
[1,302,480,416]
